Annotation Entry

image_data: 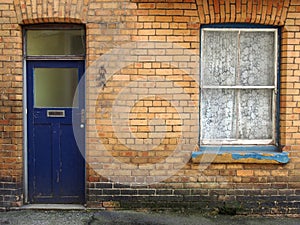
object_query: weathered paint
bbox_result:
[192,150,289,164]
[231,152,289,164]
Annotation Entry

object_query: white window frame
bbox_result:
[200,28,278,146]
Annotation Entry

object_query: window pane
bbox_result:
[34,68,78,107]
[240,31,275,86]
[238,89,273,139]
[201,89,236,139]
[202,31,238,86]
[27,29,85,55]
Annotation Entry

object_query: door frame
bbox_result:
[23,58,29,203]
[22,24,86,204]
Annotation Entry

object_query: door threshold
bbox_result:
[20,204,86,210]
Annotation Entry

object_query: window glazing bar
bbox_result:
[201,86,275,89]
[202,28,277,32]
[201,139,274,145]
[26,55,85,60]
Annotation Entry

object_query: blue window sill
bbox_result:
[191,146,290,164]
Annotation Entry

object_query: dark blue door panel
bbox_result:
[59,124,85,198]
[31,124,53,198]
[27,60,85,204]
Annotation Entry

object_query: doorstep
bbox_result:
[18,204,86,210]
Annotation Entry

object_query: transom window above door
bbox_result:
[200,25,279,147]
[25,25,85,57]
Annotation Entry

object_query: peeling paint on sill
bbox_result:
[191,151,290,164]
[231,152,289,164]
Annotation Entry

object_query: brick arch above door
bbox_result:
[13,0,89,24]
[195,0,290,26]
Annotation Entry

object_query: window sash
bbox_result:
[201,139,274,145]
[200,28,278,88]
[24,24,86,60]
[202,86,275,89]
[200,28,278,145]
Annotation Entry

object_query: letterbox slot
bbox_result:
[47,110,65,117]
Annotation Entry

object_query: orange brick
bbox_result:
[138,29,155,35]
[138,3,155,9]
[149,10,166,15]
[167,10,184,16]
[237,170,254,177]
[155,16,172,22]
[138,16,155,22]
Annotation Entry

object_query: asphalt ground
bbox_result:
[0,210,300,225]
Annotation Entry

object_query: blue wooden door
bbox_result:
[27,60,85,204]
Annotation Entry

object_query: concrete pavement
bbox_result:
[0,210,299,225]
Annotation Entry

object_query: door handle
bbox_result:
[80,109,85,128]
[81,109,85,123]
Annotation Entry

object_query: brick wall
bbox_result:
[0,0,23,208]
[0,0,299,214]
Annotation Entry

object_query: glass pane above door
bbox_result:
[27,29,85,56]
[34,68,78,108]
